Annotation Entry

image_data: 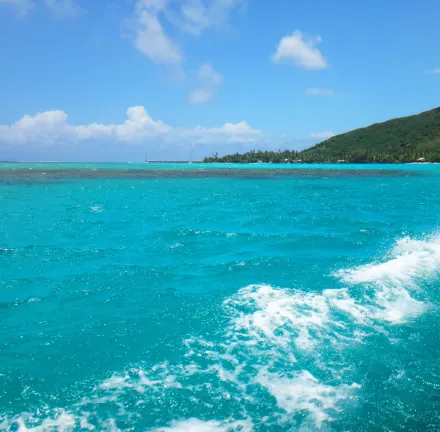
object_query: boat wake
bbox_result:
[2,234,439,431]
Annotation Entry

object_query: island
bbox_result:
[204,106,440,163]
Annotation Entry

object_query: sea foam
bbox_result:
[3,234,438,431]
[256,370,360,428]
[1,410,90,432]
[152,418,254,432]
[335,234,439,322]
[337,234,440,287]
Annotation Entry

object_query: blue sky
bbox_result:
[0,0,439,161]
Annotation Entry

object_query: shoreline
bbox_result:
[1,161,438,165]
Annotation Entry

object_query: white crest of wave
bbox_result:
[152,418,253,432]
[219,284,363,425]
[2,409,93,432]
[6,233,436,431]
[256,370,360,428]
[226,284,367,354]
[337,235,440,286]
[335,234,439,322]
[97,363,182,395]
[75,284,362,430]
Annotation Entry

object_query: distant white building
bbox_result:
[417,157,426,162]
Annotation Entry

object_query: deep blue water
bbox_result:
[1,163,440,431]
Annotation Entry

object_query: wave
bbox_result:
[335,234,440,322]
[337,234,440,287]
[2,410,89,432]
[3,233,438,431]
[256,370,360,428]
[152,418,254,432]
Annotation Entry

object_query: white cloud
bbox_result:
[1,0,83,17]
[178,0,210,35]
[216,121,256,135]
[0,0,34,16]
[0,110,70,145]
[305,88,336,97]
[226,136,257,144]
[171,0,242,35]
[131,0,242,65]
[189,63,223,104]
[134,0,183,65]
[140,0,166,11]
[44,0,82,18]
[272,30,328,70]
[309,131,335,140]
[188,89,213,105]
[0,106,262,147]
[197,62,223,86]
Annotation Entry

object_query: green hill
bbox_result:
[301,106,440,163]
[203,106,440,163]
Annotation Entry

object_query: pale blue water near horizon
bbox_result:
[1,163,440,431]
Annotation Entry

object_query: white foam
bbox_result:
[5,233,436,431]
[77,284,362,430]
[323,289,368,323]
[372,285,426,322]
[5,409,123,432]
[170,243,184,249]
[5,410,87,432]
[151,418,253,432]
[90,205,103,213]
[27,297,41,303]
[335,234,438,322]
[99,374,131,391]
[98,364,182,395]
[256,370,360,428]
[225,285,366,355]
[337,235,440,287]
[216,284,363,426]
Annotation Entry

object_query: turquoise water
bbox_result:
[0,161,436,171]
[1,163,440,431]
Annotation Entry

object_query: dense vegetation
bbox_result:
[204,106,440,163]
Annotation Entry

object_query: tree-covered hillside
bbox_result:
[204,107,440,163]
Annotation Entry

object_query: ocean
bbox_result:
[1,163,439,431]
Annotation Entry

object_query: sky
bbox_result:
[0,0,439,161]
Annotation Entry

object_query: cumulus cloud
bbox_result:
[0,0,34,16]
[309,131,335,140]
[272,30,328,70]
[0,111,70,145]
[189,63,223,104]
[44,0,82,19]
[0,106,262,147]
[305,88,336,97]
